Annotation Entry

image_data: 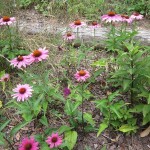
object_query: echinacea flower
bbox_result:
[46,132,62,149]
[19,137,39,150]
[69,20,86,28]
[130,12,143,20]
[63,87,71,97]
[29,47,49,63]
[12,84,33,101]
[74,70,90,82]
[101,11,122,23]
[0,74,10,82]
[63,32,75,41]
[89,21,101,29]
[0,16,16,26]
[121,15,133,24]
[10,55,31,69]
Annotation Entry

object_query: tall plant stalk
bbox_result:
[81,83,84,133]
[7,25,13,51]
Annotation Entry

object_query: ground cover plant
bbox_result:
[0,0,150,150]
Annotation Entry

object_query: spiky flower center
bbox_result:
[74,20,81,25]
[67,32,72,37]
[79,70,86,76]
[19,88,26,94]
[121,15,129,19]
[3,16,10,22]
[108,11,116,16]
[51,137,58,143]
[17,56,24,61]
[24,143,32,150]
[4,78,9,82]
[133,12,139,16]
[33,50,42,57]
[92,21,98,26]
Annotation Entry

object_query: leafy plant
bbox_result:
[109,43,150,103]
[95,92,137,136]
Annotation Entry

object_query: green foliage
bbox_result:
[95,92,137,135]
[105,25,138,52]
[109,43,150,100]
[17,0,150,19]
[64,131,78,150]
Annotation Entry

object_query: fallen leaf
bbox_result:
[15,132,20,141]
[140,126,150,137]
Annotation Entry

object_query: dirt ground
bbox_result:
[0,9,150,150]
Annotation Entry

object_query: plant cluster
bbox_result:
[16,0,150,19]
[0,8,150,150]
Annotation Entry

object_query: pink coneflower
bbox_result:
[10,55,31,69]
[69,20,86,28]
[89,21,101,29]
[63,32,75,41]
[46,133,62,149]
[130,12,143,20]
[101,11,122,23]
[0,74,10,82]
[19,137,39,150]
[0,16,16,26]
[121,15,133,24]
[12,84,33,101]
[63,87,71,97]
[29,47,49,63]
[74,70,90,82]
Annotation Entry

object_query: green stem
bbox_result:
[110,23,116,51]
[94,28,96,37]
[131,58,134,104]
[77,27,79,38]
[81,83,84,133]
[7,25,13,51]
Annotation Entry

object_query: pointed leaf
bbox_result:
[39,116,49,127]
[10,121,29,137]
[84,113,95,126]
[97,122,108,137]
[65,131,77,150]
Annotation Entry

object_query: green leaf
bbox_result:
[65,131,78,150]
[97,121,108,137]
[59,125,73,134]
[65,100,73,115]
[39,116,49,127]
[0,119,10,131]
[72,101,81,112]
[119,124,138,133]
[110,105,122,119]
[42,101,48,114]
[34,94,44,108]
[143,105,150,117]
[91,59,107,67]
[41,143,50,150]
[142,113,150,125]
[84,113,95,126]
[10,121,29,137]
[0,132,5,146]
[22,113,33,122]
[101,145,107,150]
[123,80,131,91]
[148,94,150,104]
[130,104,144,113]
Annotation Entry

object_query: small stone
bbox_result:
[94,144,98,148]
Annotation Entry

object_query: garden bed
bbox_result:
[0,1,150,150]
